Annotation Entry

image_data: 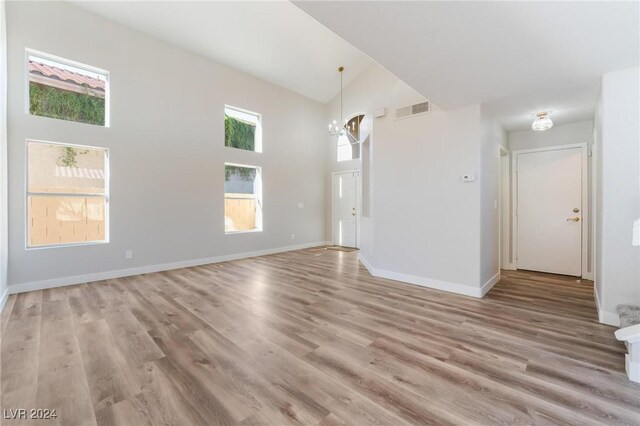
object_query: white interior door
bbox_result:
[333,171,358,248]
[516,147,582,276]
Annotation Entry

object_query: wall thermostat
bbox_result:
[462,174,475,182]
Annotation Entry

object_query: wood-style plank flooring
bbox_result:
[1,247,639,425]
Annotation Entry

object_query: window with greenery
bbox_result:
[27,140,109,248]
[225,106,261,152]
[224,164,262,233]
[28,52,109,126]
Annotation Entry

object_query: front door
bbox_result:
[516,147,582,276]
[333,171,358,248]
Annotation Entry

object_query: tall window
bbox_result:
[224,164,262,233]
[225,106,261,152]
[27,50,109,126]
[337,114,364,162]
[27,140,108,248]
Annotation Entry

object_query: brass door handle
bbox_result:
[566,217,580,222]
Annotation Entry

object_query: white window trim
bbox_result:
[25,48,111,127]
[25,139,110,250]
[224,162,263,234]
[224,105,262,153]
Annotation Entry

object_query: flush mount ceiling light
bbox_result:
[531,112,553,131]
[328,66,347,137]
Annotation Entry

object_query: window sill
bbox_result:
[225,229,262,235]
[26,240,109,251]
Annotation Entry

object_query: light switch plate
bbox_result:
[462,174,475,182]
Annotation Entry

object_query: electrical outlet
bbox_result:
[125,250,133,259]
[290,234,295,240]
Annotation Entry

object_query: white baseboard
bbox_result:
[8,241,331,296]
[358,253,374,274]
[480,272,501,297]
[358,254,483,298]
[0,287,8,314]
[594,284,620,326]
[601,310,620,327]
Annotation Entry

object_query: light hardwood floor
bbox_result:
[1,247,638,425]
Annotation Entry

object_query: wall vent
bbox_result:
[395,101,430,120]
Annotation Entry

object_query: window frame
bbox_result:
[25,48,111,127]
[224,162,263,235]
[224,105,262,153]
[25,139,110,250]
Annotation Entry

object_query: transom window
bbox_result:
[337,114,364,162]
[224,106,262,152]
[27,140,109,248]
[27,50,109,126]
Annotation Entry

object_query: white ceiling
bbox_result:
[70,1,373,103]
[483,82,601,132]
[294,1,639,127]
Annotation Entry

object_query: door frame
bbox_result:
[331,170,360,248]
[499,146,509,271]
[511,143,589,278]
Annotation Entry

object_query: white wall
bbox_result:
[6,1,328,290]
[595,66,640,325]
[372,98,483,293]
[480,109,507,287]
[0,0,8,309]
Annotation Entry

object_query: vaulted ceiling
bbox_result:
[72,1,639,131]
[71,1,373,103]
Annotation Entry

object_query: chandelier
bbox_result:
[328,66,347,137]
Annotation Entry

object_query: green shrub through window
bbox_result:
[28,53,108,126]
[224,106,261,152]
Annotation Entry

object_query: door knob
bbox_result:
[573,208,580,213]
[566,217,580,222]
[352,208,356,216]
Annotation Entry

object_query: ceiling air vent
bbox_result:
[395,101,430,120]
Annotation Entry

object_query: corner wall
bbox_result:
[480,109,508,290]
[328,63,487,296]
[595,66,640,325]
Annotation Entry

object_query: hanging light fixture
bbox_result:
[328,66,346,137]
[531,112,553,131]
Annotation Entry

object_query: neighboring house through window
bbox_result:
[27,50,109,126]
